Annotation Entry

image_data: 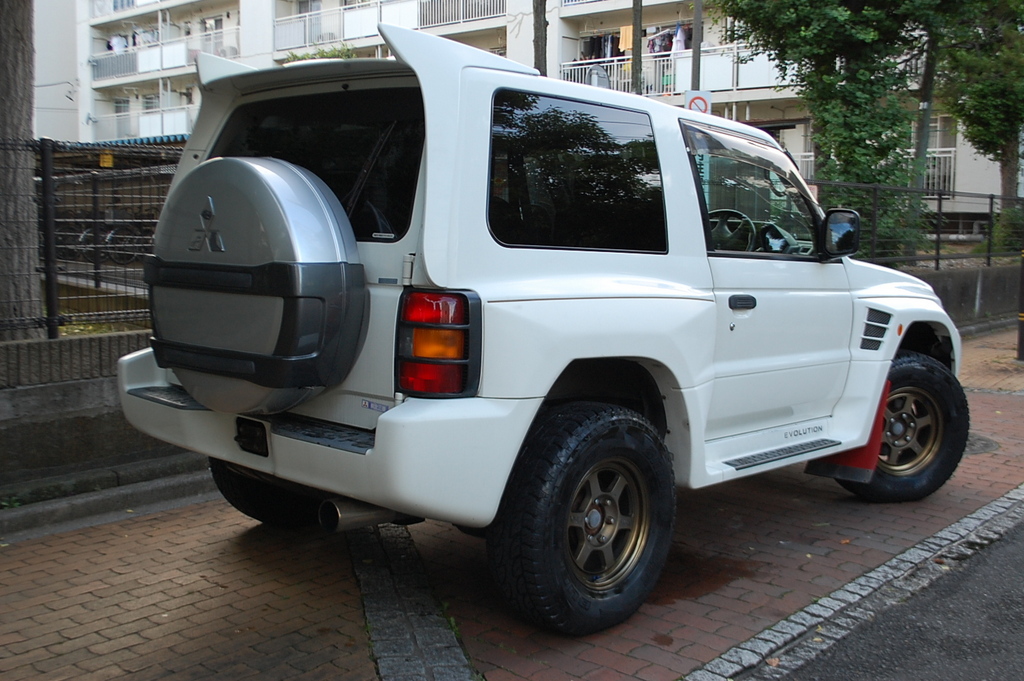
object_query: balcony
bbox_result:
[791,149,956,195]
[274,0,505,51]
[91,0,176,20]
[561,44,786,97]
[91,28,240,82]
[93,105,198,141]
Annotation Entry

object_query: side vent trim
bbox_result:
[860,309,892,351]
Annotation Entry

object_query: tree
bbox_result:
[630,0,643,95]
[937,0,1024,248]
[533,0,548,75]
[714,0,971,256]
[0,1,43,340]
[716,0,946,185]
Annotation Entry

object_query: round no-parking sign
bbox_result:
[685,90,712,114]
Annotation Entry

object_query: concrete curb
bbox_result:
[683,482,1024,681]
[349,524,477,681]
[0,450,209,508]
[957,314,1016,339]
[0,468,218,537]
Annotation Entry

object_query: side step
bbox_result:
[267,414,375,455]
[725,438,841,470]
[128,384,207,410]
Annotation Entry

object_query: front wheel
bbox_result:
[486,403,675,635]
[839,351,969,503]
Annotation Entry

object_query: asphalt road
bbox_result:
[787,520,1024,681]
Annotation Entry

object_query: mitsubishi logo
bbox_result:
[188,196,225,252]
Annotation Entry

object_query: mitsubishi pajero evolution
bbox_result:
[119,25,970,635]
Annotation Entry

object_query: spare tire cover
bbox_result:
[147,157,366,414]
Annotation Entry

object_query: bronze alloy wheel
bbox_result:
[487,402,675,634]
[565,457,651,590]
[838,351,968,504]
[879,385,944,476]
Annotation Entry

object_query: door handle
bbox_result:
[729,294,757,310]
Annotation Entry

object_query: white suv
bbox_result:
[119,25,969,635]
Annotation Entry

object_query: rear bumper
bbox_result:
[119,348,539,526]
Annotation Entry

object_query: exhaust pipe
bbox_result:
[318,497,403,533]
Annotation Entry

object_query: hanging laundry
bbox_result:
[620,25,633,51]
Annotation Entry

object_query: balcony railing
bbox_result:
[790,149,956,195]
[792,152,816,180]
[923,148,956,195]
[91,0,164,20]
[561,44,786,97]
[93,105,199,141]
[90,0,172,20]
[91,28,240,82]
[275,0,505,51]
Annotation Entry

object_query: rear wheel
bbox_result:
[487,402,675,635]
[839,351,969,502]
[209,458,320,528]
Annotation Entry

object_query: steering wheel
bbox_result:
[757,222,800,254]
[709,209,756,251]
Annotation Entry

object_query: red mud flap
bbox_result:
[805,380,891,483]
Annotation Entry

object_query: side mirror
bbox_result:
[820,208,860,260]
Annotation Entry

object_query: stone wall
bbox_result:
[0,331,177,486]
[915,265,1020,332]
[0,330,150,389]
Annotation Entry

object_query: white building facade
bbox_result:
[35,0,1010,199]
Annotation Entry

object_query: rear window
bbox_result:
[489,89,666,253]
[213,87,425,242]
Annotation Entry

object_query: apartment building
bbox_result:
[35,0,1005,201]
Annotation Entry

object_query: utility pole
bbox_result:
[690,0,703,91]
[631,0,643,94]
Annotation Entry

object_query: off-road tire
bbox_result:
[839,351,969,503]
[209,458,320,528]
[486,402,675,635]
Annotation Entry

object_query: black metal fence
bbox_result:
[812,179,1023,269]
[1,138,181,339]
[1,136,1021,340]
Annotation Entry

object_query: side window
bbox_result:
[683,123,817,255]
[489,90,666,252]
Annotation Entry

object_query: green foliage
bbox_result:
[715,0,959,186]
[936,0,1024,199]
[1,496,23,510]
[713,0,973,256]
[994,206,1024,252]
[283,44,356,63]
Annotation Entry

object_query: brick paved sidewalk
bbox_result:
[408,328,1024,681]
[1,328,1021,681]
[0,505,376,680]
[958,327,1024,393]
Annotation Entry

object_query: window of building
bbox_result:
[489,89,666,253]
[683,122,818,255]
[114,97,131,138]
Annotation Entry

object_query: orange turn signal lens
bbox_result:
[412,328,465,359]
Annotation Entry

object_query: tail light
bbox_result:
[396,290,481,397]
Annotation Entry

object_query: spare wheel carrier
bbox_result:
[146,156,367,414]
